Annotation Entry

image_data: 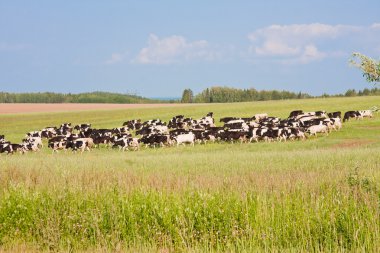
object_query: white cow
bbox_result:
[307,125,329,137]
[174,133,195,146]
[254,113,268,122]
[359,110,373,118]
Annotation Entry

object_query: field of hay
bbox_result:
[0,96,380,252]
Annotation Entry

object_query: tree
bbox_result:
[181,89,193,103]
[350,52,380,84]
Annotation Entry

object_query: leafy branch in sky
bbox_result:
[350,52,380,84]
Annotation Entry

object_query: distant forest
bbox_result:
[0,91,160,104]
[0,87,379,104]
[181,86,380,103]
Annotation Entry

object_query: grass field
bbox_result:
[0,96,380,252]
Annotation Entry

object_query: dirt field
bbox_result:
[0,103,185,114]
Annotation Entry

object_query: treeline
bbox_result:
[0,91,159,104]
[181,86,380,103]
[181,87,311,103]
[325,87,380,97]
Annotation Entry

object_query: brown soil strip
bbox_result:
[330,139,375,149]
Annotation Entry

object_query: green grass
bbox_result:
[0,96,380,252]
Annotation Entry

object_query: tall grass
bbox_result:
[0,96,379,252]
[1,183,379,252]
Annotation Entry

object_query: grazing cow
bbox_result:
[224,120,249,132]
[289,110,303,118]
[41,127,57,138]
[168,115,186,128]
[327,111,341,119]
[315,111,328,118]
[23,136,43,151]
[143,119,166,126]
[127,138,140,151]
[140,134,172,147]
[359,110,373,118]
[66,140,90,153]
[253,113,268,122]
[329,118,342,131]
[136,125,169,136]
[48,140,67,153]
[283,127,306,140]
[111,137,130,151]
[174,132,195,146]
[112,126,130,135]
[26,131,42,138]
[0,143,13,154]
[217,130,244,143]
[169,129,189,137]
[195,114,215,127]
[307,125,329,136]
[343,111,361,122]
[260,128,287,142]
[74,123,91,132]
[123,119,142,130]
[0,143,26,154]
[220,117,239,123]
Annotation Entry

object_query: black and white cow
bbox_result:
[123,119,142,130]
[343,111,361,122]
[66,140,90,153]
[74,123,91,132]
[140,134,172,148]
[288,110,303,118]
[327,111,341,119]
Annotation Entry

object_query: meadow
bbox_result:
[0,96,379,252]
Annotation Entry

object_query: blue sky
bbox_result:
[0,1,379,98]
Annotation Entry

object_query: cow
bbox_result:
[136,125,168,136]
[253,113,268,122]
[143,119,166,126]
[358,110,373,118]
[343,111,361,122]
[123,119,142,130]
[66,140,90,153]
[26,131,42,138]
[220,117,239,123]
[169,129,189,137]
[74,123,91,132]
[0,135,6,144]
[289,110,303,118]
[224,120,249,132]
[112,126,130,135]
[22,136,43,151]
[307,124,329,137]
[41,127,57,138]
[173,132,195,146]
[329,118,342,131]
[327,111,342,119]
[0,143,14,154]
[217,130,247,143]
[48,140,67,153]
[140,134,172,148]
[260,128,287,142]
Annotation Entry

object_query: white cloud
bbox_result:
[371,23,380,29]
[248,23,364,64]
[254,41,300,56]
[281,44,327,65]
[105,53,124,65]
[134,34,219,64]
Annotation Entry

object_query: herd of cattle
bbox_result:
[0,109,375,154]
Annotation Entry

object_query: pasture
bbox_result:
[0,96,380,252]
